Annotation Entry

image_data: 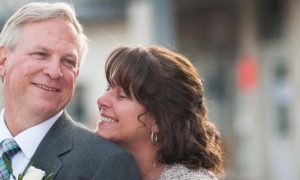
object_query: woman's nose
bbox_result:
[97,91,111,110]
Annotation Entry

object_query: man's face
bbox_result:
[0,18,80,119]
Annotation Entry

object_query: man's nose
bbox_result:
[43,58,63,79]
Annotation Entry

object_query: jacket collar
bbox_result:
[28,112,74,178]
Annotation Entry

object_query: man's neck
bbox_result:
[3,107,56,136]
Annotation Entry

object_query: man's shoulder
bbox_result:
[35,114,139,179]
[70,120,124,155]
[68,124,140,179]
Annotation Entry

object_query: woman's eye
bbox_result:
[118,93,128,98]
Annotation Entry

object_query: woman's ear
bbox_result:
[150,119,159,134]
[143,113,159,133]
[0,46,7,77]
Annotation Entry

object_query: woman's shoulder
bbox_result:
[159,164,218,180]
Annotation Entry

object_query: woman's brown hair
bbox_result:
[105,45,224,175]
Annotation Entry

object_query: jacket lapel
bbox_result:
[28,112,74,178]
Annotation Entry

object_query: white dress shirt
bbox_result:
[0,109,62,180]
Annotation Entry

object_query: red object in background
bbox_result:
[236,55,258,91]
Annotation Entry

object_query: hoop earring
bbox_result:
[151,131,158,145]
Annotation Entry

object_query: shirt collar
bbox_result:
[0,108,63,159]
[0,109,13,141]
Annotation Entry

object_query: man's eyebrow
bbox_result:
[64,50,79,60]
[31,46,50,52]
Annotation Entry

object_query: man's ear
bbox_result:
[0,45,7,77]
[76,69,80,77]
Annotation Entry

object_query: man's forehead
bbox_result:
[19,20,80,50]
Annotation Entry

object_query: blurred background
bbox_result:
[0,0,299,179]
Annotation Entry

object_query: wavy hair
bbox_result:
[105,45,224,175]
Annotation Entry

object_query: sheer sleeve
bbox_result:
[158,164,218,180]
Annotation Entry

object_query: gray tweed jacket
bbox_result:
[29,112,140,180]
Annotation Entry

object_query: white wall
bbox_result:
[76,20,129,128]
[75,0,157,129]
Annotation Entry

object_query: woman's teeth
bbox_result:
[101,116,117,123]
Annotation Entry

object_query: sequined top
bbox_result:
[158,164,218,180]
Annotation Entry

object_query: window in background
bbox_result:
[273,62,291,138]
[258,0,286,40]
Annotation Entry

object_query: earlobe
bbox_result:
[151,120,159,134]
[0,46,7,77]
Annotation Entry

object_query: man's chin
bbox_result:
[32,103,62,117]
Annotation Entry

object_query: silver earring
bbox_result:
[151,131,158,145]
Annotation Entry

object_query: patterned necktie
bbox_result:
[0,139,21,180]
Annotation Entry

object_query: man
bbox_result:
[0,2,139,180]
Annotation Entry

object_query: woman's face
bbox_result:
[95,85,155,148]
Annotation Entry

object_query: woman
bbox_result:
[95,45,224,180]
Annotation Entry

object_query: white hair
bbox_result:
[0,2,89,67]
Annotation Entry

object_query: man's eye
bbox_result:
[32,52,47,59]
[63,59,77,68]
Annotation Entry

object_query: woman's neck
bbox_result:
[125,143,166,180]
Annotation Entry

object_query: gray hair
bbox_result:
[0,2,89,67]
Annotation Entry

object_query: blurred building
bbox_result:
[0,0,300,179]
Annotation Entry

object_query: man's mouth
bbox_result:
[32,83,60,92]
